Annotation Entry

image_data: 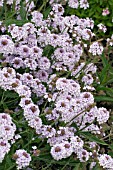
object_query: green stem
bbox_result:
[38,0,48,12]
[7,164,16,170]
[42,160,54,170]
[66,104,95,127]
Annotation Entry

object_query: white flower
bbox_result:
[98,154,113,169]
[77,149,90,162]
[51,143,66,160]
[89,42,103,55]
[14,149,31,170]
[0,139,11,163]
[97,23,107,33]
[70,136,84,153]
[97,107,109,124]
[0,35,14,54]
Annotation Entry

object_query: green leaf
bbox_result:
[73,163,80,170]
[89,10,95,17]
[100,0,103,5]
[2,102,8,110]
[79,131,108,145]
[108,151,113,157]
[108,0,113,6]
[3,19,28,26]
[20,1,27,20]
[94,95,113,102]
[4,90,19,99]
[92,164,103,170]
[43,45,55,58]
[101,53,109,67]
[96,86,113,97]
[108,144,113,150]
[96,86,113,92]
[99,64,109,84]
[104,78,113,85]
[94,15,101,19]
[43,6,52,19]
[0,6,5,20]
[106,22,113,27]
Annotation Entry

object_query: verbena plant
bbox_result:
[0,0,113,170]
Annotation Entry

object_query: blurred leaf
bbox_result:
[108,151,113,157]
[104,78,113,85]
[0,6,5,20]
[95,95,113,102]
[4,90,19,99]
[106,22,113,27]
[94,15,101,19]
[92,164,103,170]
[3,19,28,26]
[43,45,55,58]
[99,64,109,84]
[73,163,80,170]
[101,53,109,67]
[108,144,113,150]
[20,1,27,20]
[89,10,95,17]
[43,6,52,19]
[108,0,113,6]
[79,131,108,145]
[96,86,113,97]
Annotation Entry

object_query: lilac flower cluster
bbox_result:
[0,65,110,165]
[98,154,113,169]
[49,0,89,9]
[97,23,107,33]
[89,42,103,56]
[0,113,16,163]
[13,149,31,170]
[0,0,112,169]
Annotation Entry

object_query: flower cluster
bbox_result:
[0,113,16,163]
[89,42,103,55]
[0,63,110,165]
[102,7,110,16]
[0,0,112,169]
[13,149,31,170]
[97,23,107,33]
[98,154,113,169]
[49,0,89,9]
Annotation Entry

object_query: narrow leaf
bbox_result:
[94,95,113,102]
[79,131,108,145]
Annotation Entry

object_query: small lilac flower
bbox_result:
[102,8,110,16]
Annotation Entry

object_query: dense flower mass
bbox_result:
[0,0,113,169]
[0,113,16,163]
[13,149,31,169]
